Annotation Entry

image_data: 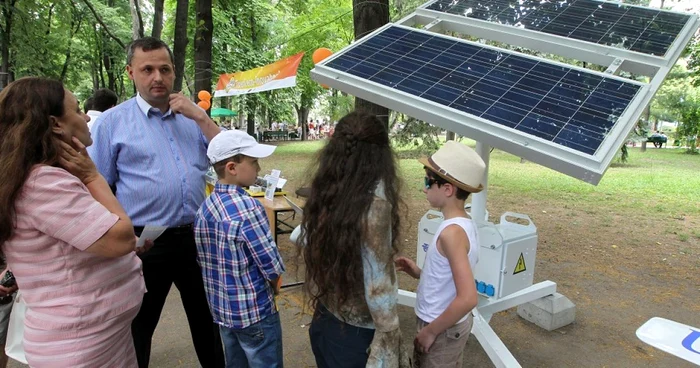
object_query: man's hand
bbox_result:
[0,269,18,297]
[169,93,208,123]
[169,93,221,141]
[395,256,421,279]
[414,326,438,354]
[57,137,100,185]
[134,238,155,256]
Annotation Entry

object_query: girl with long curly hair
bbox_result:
[0,77,145,367]
[300,111,409,367]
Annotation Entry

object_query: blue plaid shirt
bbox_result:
[194,183,285,328]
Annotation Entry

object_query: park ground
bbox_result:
[10,142,699,368]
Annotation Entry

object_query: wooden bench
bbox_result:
[263,131,289,141]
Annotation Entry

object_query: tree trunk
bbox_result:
[641,105,650,152]
[173,0,189,92]
[0,0,17,88]
[98,49,105,88]
[104,53,116,91]
[247,98,256,136]
[129,0,144,40]
[194,0,213,110]
[296,105,309,140]
[152,0,165,39]
[352,0,389,125]
[330,88,338,121]
[60,13,82,82]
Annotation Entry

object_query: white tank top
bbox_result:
[415,217,479,323]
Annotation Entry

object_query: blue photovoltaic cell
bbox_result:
[325,26,641,155]
[425,0,691,56]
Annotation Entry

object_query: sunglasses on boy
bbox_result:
[424,176,444,190]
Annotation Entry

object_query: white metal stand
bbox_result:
[397,144,559,368]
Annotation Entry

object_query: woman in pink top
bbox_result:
[0,77,146,367]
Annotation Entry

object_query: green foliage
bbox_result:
[688,37,700,88]
[390,114,443,157]
[278,0,353,118]
[4,0,134,100]
[320,91,354,122]
[651,64,700,153]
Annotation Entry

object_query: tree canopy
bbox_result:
[0,0,698,143]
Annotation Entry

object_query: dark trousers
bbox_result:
[309,303,375,368]
[132,226,224,368]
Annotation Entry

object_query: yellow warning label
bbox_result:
[513,253,527,275]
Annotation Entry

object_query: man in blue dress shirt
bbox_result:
[88,37,224,368]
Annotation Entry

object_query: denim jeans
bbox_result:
[309,303,375,368]
[219,312,284,368]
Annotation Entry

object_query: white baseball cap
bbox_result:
[207,130,276,164]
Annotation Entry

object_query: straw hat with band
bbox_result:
[418,141,486,193]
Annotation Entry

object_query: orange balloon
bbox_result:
[312,48,333,64]
[197,100,211,110]
[197,90,211,101]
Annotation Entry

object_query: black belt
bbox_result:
[134,223,193,235]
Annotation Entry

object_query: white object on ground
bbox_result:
[637,317,700,365]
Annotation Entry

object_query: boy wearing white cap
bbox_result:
[194,130,286,368]
[395,141,485,368]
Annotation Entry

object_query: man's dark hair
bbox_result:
[92,88,118,112]
[126,37,175,65]
[84,97,94,112]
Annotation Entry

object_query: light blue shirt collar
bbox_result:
[136,93,173,118]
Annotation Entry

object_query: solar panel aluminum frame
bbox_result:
[310,23,650,185]
[414,0,700,76]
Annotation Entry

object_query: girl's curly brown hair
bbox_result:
[300,111,402,311]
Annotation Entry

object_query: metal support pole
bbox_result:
[472,142,490,222]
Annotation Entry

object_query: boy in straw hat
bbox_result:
[395,141,485,368]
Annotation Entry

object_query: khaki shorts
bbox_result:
[413,314,473,368]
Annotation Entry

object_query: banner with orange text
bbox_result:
[214,52,305,97]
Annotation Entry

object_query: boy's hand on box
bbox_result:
[414,326,437,354]
[395,257,420,279]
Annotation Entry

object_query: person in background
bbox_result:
[87,37,224,368]
[0,76,145,367]
[0,267,19,368]
[299,111,409,367]
[84,97,94,117]
[86,88,118,131]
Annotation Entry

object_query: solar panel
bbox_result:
[325,25,641,156]
[424,0,691,57]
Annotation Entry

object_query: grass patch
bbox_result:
[262,141,700,216]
